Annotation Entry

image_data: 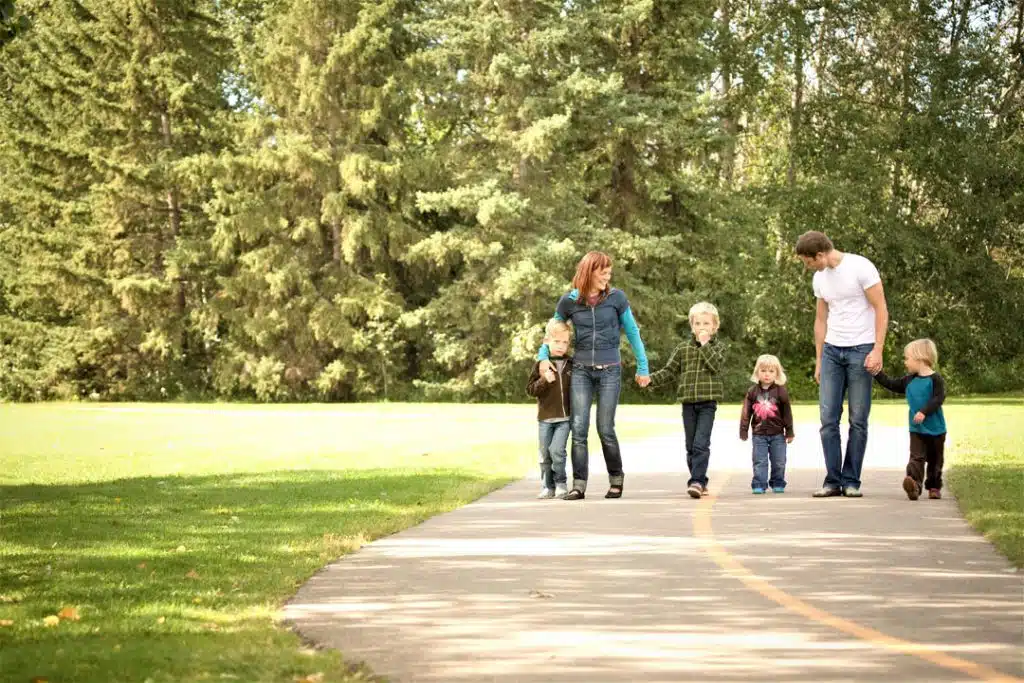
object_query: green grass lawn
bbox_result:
[0,402,675,683]
[0,400,1020,682]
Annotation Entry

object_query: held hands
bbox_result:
[539,360,554,378]
[913,411,926,424]
[864,348,883,375]
[635,374,651,388]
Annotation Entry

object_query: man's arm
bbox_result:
[863,282,888,373]
[814,298,828,383]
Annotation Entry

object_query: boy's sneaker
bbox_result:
[537,488,555,499]
[902,476,920,501]
[554,484,569,498]
[928,488,942,499]
[752,488,766,495]
[687,483,703,499]
[701,485,710,496]
[812,486,842,497]
[842,487,863,497]
[771,487,785,493]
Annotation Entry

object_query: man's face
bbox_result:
[799,253,828,272]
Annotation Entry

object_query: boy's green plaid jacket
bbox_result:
[649,336,725,403]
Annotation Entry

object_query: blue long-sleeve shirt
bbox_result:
[537,288,649,375]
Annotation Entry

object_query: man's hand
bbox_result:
[864,348,883,374]
[814,360,821,385]
[913,411,925,424]
[740,434,748,442]
[697,330,711,346]
[786,435,795,444]
[635,374,651,388]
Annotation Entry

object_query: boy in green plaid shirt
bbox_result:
[647,302,726,498]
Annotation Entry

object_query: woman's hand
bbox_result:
[635,374,651,388]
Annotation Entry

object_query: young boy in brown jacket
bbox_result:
[526,319,573,499]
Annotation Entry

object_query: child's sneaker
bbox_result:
[554,484,569,498]
[537,488,555,499]
[928,488,941,499]
[752,488,766,495]
[701,485,710,496]
[902,476,920,501]
[687,483,703,499]
[771,487,785,493]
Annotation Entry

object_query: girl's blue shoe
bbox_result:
[752,488,766,494]
[772,487,785,493]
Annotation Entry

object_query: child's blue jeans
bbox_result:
[751,433,787,490]
[538,420,570,489]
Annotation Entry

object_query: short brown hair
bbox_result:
[571,251,613,296]
[795,231,834,257]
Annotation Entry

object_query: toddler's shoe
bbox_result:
[928,488,941,500]
[752,488,766,494]
[902,476,921,501]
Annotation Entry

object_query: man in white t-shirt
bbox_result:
[796,231,889,498]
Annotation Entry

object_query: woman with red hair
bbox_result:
[537,251,650,500]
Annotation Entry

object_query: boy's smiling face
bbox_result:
[547,330,571,357]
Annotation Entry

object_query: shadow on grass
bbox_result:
[948,461,1024,568]
[0,469,512,683]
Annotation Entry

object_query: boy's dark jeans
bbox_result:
[683,400,717,488]
[909,432,946,490]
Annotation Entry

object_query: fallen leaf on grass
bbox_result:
[137,563,147,570]
[175,545,187,553]
[156,616,166,624]
[31,677,48,683]
[58,607,80,621]
[193,597,202,604]
[0,619,14,626]
[202,622,220,631]
[295,674,324,683]
[43,615,60,627]
[185,570,200,580]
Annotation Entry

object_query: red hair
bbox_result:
[571,251,613,296]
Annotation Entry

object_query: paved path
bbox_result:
[285,422,1023,682]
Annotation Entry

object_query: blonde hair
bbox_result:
[688,301,720,331]
[544,318,572,341]
[750,354,787,385]
[904,338,938,367]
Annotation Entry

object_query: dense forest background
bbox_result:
[1,0,1021,403]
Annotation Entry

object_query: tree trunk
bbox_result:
[719,0,737,187]
[788,38,804,189]
[160,110,186,319]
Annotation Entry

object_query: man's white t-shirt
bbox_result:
[812,253,881,347]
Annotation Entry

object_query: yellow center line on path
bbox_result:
[692,474,1023,683]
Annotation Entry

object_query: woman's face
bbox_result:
[593,266,612,292]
